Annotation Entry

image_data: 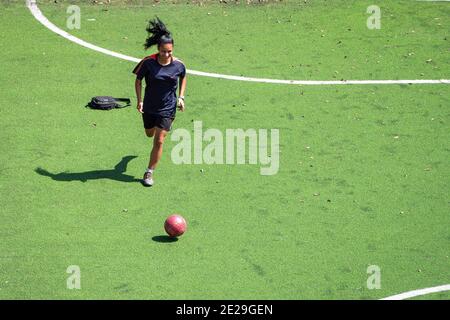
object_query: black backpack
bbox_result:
[87,96,131,110]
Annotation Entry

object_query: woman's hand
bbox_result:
[137,101,144,113]
[177,97,185,112]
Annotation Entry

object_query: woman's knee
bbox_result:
[153,131,167,146]
[154,136,165,146]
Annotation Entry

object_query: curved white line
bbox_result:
[27,0,450,85]
[380,284,450,300]
[27,0,140,63]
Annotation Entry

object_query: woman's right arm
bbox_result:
[135,78,144,113]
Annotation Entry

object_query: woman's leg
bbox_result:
[145,127,156,138]
[148,127,168,170]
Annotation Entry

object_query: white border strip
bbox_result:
[380,284,450,300]
[27,0,450,85]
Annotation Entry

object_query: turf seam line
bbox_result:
[27,0,450,86]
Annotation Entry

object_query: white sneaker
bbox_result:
[142,171,154,186]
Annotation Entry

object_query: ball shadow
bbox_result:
[152,235,178,243]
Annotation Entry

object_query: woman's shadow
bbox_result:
[35,155,141,183]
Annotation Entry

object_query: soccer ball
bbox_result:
[164,214,187,237]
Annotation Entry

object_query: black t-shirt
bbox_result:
[133,53,186,117]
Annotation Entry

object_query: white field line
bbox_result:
[26,0,450,86]
[27,0,140,63]
[380,284,450,300]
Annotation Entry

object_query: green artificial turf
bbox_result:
[0,0,449,299]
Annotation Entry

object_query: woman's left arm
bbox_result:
[177,75,187,111]
[179,75,187,99]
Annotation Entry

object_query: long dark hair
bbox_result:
[144,17,173,50]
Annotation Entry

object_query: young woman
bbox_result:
[133,17,187,186]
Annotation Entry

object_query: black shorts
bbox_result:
[142,113,175,131]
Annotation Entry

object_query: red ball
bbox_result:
[164,214,187,237]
